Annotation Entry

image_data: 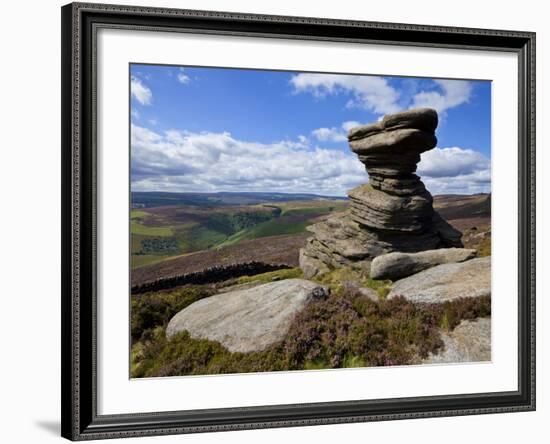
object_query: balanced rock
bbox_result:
[348,184,434,232]
[387,256,491,303]
[166,279,329,353]
[300,108,463,278]
[423,318,491,364]
[370,248,477,280]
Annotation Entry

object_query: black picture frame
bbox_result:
[61,2,536,440]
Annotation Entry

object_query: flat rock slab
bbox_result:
[424,318,491,364]
[348,108,438,141]
[370,248,477,280]
[166,279,329,353]
[388,256,491,303]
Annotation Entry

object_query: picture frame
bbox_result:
[61,2,536,440]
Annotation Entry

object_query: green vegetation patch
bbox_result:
[216,203,344,249]
[365,278,393,299]
[475,236,491,257]
[132,328,291,377]
[313,267,392,298]
[276,200,348,214]
[218,217,309,247]
[176,225,230,252]
[236,267,303,285]
[131,209,150,219]
[131,285,216,342]
[131,209,174,237]
[131,220,174,237]
[281,207,334,216]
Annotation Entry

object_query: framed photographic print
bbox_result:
[61,2,536,440]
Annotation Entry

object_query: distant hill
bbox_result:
[130,199,349,269]
[131,191,347,208]
[130,191,492,280]
[433,193,491,220]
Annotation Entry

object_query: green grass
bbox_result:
[236,267,303,284]
[131,209,174,238]
[303,360,329,370]
[217,217,310,248]
[342,355,367,368]
[176,225,229,252]
[280,206,339,216]
[131,221,174,237]
[365,278,393,299]
[131,209,150,219]
[276,200,348,214]
[313,267,367,292]
[476,237,491,257]
[212,203,345,249]
[312,266,392,298]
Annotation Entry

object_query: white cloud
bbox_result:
[341,121,363,132]
[422,171,491,195]
[131,125,368,196]
[131,124,489,196]
[290,73,401,114]
[418,147,490,178]
[131,109,139,119]
[177,68,190,85]
[291,74,474,117]
[412,80,472,114]
[311,121,365,143]
[418,147,491,195]
[130,76,152,105]
[311,127,347,142]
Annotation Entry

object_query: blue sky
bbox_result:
[130,64,491,196]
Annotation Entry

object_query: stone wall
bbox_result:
[131,261,290,294]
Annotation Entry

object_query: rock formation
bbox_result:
[387,256,491,303]
[370,248,477,281]
[300,108,463,278]
[166,279,329,353]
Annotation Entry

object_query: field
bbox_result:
[130,192,348,272]
[131,192,491,285]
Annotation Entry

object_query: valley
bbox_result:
[130,191,490,288]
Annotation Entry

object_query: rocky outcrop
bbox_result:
[423,318,491,363]
[387,256,491,303]
[370,248,477,280]
[166,279,329,353]
[300,108,463,278]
